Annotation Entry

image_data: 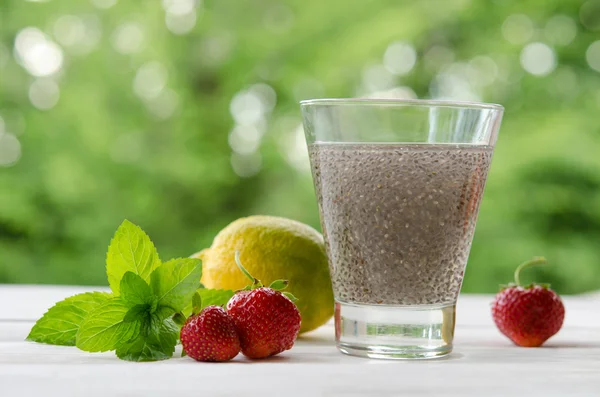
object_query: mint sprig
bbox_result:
[27,219,209,362]
[26,292,111,346]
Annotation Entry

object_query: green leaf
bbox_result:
[268,279,289,291]
[282,291,298,303]
[120,272,153,307]
[150,258,202,312]
[106,220,161,294]
[123,304,151,323]
[172,312,187,327]
[76,298,140,352]
[192,292,202,315]
[154,305,176,321]
[198,288,235,307]
[27,292,111,346]
[116,317,179,362]
[183,288,235,315]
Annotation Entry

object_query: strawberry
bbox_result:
[491,257,565,347]
[226,252,302,359]
[180,305,240,362]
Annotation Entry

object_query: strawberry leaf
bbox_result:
[268,280,289,291]
[282,291,298,303]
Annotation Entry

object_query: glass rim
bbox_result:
[299,98,504,111]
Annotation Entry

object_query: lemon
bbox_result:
[194,215,334,333]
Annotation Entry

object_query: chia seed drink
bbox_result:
[308,143,493,306]
[301,98,503,359]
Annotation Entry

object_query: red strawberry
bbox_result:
[492,257,565,347]
[227,287,301,359]
[180,306,240,362]
[225,252,302,359]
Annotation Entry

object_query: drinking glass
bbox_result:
[300,99,503,359]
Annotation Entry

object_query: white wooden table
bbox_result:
[1,285,599,396]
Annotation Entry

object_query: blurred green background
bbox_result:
[1,0,599,293]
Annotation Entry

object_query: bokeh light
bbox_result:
[53,14,101,55]
[133,61,168,100]
[502,14,534,45]
[361,64,395,94]
[112,22,145,54]
[383,42,417,76]
[544,15,577,46]
[146,88,180,120]
[430,62,481,101]
[230,84,276,126]
[520,42,556,76]
[469,56,499,87]
[231,152,262,178]
[367,86,417,100]
[423,46,455,72]
[199,35,234,67]
[278,124,310,172]
[585,41,600,72]
[163,0,199,35]
[0,132,22,167]
[228,125,262,155]
[29,79,60,110]
[14,28,64,77]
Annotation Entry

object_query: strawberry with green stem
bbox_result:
[492,257,565,347]
[226,251,302,359]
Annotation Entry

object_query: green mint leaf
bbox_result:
[76,298,140,352]
[192,292,202,315]
[198,288,235,308]
[268,279,289,291]
[120,272,153,307]
[282,291,298,303]
[154,305,176,321]
[106,220,161,294]
[150,258,202,313]
[172,312,187,327]
[123,304,151,323]
[27,292,111,346]
[183,288,235,315]
[116,316,179,362]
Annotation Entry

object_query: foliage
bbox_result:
[1,0,599,293]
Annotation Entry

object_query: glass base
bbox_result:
[335,301,456,360]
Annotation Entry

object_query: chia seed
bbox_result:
[308,143,493,305]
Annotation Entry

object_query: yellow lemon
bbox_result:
[194,215,334,333]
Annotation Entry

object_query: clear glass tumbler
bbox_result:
[301,99,503,359]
